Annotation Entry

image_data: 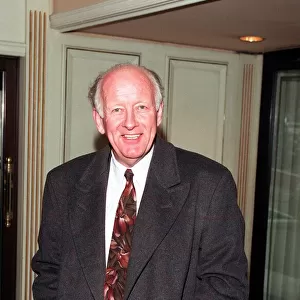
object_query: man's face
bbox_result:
[93,68,163,167]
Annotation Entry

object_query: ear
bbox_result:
[93,109,106,134]
[156,101,164,127]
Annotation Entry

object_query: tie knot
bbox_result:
[124,169,134,182]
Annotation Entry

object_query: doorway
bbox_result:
[250,49,300,299]
[0,56,19,300]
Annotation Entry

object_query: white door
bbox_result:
[64,48,139,161]
[166,59,227,162]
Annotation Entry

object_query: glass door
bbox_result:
[250,48,300,300]
[264,70,300,299]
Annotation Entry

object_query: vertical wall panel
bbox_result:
[237,64,254,217]
[64,49,140,161]
[24,10,47,300]
[167,59,227,162]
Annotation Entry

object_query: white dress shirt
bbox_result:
[105,147,154,263]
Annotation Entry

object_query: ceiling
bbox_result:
[78,0,300,53]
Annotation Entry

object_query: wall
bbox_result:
[52,0,104,13]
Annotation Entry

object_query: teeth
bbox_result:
[124,134,140,140]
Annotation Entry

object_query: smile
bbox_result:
[123,134,141,140]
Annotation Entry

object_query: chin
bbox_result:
[124,153,143,160]
[123,148,144,157]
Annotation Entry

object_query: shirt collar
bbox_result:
[110,146,154,183]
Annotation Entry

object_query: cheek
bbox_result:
[105,117,122,131]
[138,113,157,126]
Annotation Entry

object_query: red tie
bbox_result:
[104,169,136,300]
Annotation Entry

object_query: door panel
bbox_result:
[64,49,140,161]
[167,59,227,162]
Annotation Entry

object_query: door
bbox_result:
[265,69,300,299]
[64,49,140,161]
[250,48,300,299]
[167,59,226,162]
[0,56,19,300]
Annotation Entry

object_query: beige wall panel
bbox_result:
[65,48,139,161]
[0,0,25,43]
[167,59,226,162]
[0,0,26,55]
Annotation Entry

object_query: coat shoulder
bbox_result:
[47,152,97,182]
[174,146,232,182]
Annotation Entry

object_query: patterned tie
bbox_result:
[104,169,137,300]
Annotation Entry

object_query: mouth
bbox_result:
[123,134,141,140]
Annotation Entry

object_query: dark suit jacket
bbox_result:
[32,136,248,299]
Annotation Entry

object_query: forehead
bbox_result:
[102,68,154,101]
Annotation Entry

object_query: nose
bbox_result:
[123,109,137,130]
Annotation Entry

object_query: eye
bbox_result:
[138,105,147,110]
[112,107,122,113]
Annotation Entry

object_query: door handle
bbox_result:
[4,157,13,228]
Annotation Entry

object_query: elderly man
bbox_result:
[32,64,248,299]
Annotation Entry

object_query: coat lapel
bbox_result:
[68,146,111,300]
[125,137,190,299]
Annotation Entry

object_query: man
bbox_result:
[32,64,248,299]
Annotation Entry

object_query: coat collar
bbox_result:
[68,145,111,300]
[75,145,111,193]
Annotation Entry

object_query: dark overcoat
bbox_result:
[32,136,248,299]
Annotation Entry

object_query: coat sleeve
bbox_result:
[195,169,249,299]
[32,173,63,299]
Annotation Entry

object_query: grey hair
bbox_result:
[88,63,164,117]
